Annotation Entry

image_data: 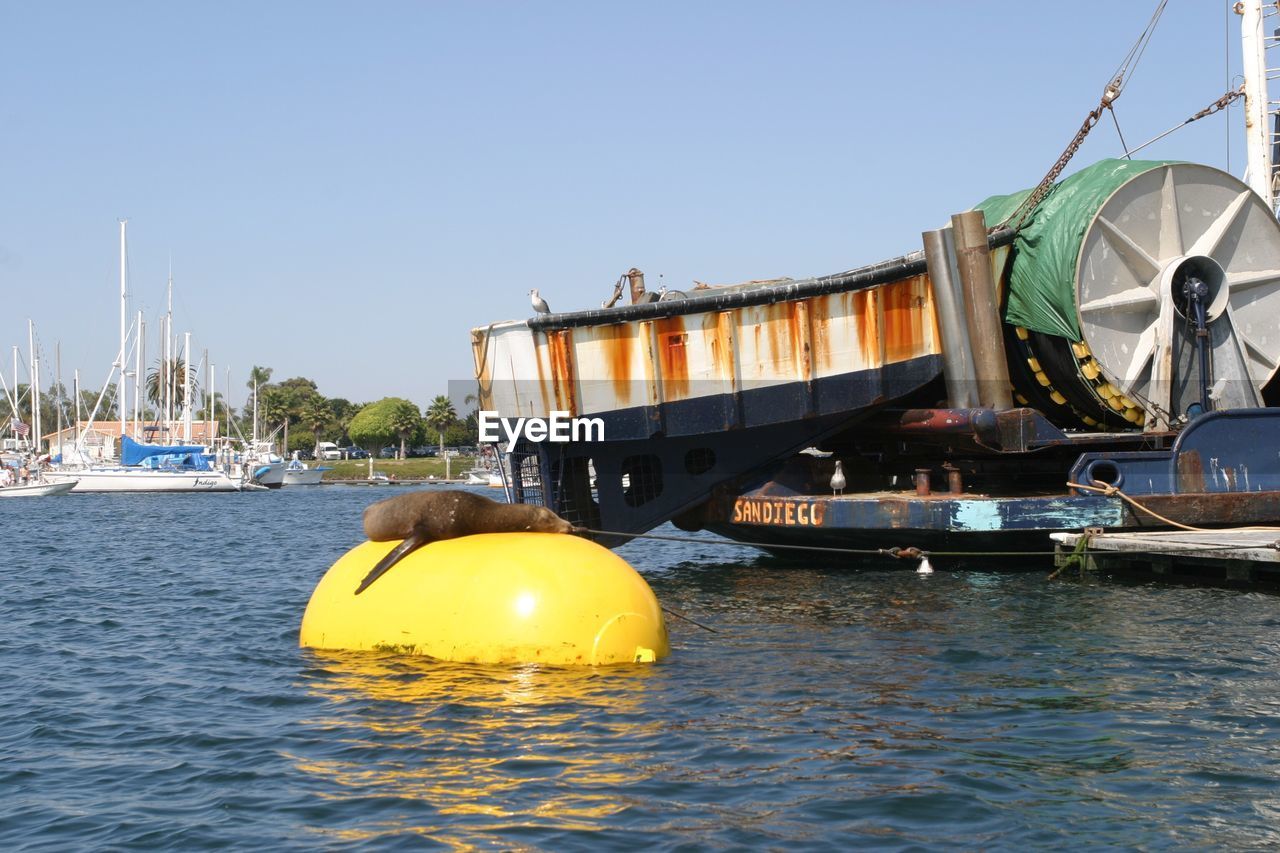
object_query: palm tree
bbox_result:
[425,395,457,478]
[146,357,200,410]
[298,395,333,457]
[245,364,272,420]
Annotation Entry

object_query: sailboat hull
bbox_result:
[47,468,243,493]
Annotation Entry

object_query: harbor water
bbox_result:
[4,485,1280,849]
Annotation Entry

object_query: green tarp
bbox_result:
[975,158,1177,341]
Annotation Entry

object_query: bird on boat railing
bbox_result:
[529,288,551,314]
[830,460,846,496]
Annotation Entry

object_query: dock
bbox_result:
[1052,529,1280,584]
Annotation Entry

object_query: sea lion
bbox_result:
[354,489,575,594]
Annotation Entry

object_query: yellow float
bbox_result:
[300,532,668,666]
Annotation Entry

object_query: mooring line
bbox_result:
[660,606,719,634]
[575,527,1270,560]
[574,527,1059,559]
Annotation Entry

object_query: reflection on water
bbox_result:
[4,487,1280,848]
[295,652,660,842]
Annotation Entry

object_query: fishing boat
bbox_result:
[281,453,328,486]
[472,2,1280,560]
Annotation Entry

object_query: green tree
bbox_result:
[384,398,422,460]
[299,394,335,456]
[425,395,457,478]
[146,357,199,410]
[347,398,404,458]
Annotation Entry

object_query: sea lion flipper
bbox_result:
[354,532,429,595]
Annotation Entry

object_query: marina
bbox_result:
[5,485,1280,848]
[8,0,1280,848]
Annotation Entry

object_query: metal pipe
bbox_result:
[943,462,963,495]
[922,227,977,408]
[951,210,1013,410]
[627,268,646,304]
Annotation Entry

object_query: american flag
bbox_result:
[11,420,28,436]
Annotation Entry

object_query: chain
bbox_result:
[1000,84,1246,235]
[999,77,1122,234]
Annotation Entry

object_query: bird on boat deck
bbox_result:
[830,460,846,496]
[529,288,551,314]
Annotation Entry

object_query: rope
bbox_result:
[576,527,1061,559]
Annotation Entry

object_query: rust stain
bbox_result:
[655,316,689,399]
[599,324,633,406]
[470,330,493,409]
[794,301,812,381]
[546,329,577,415]
[854,289,879,366]
[710,311,735,382]
[533,333,551,415]
[809,296,832,374]
[883,275,928,363]
[1177,449,1206,493]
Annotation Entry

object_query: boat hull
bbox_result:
[47,468,243,493]
[282,468,324,486]
[0,480,77,497]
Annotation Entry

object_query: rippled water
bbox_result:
[4,485,1280,849]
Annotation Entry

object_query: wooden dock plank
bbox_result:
[1052,528,1280,583]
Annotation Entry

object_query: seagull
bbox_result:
[830,460,846,495]
[529,288,551,314]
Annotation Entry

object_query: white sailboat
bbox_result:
[46,221,250,493]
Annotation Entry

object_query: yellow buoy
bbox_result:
[300,533,669,666]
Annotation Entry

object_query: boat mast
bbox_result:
[1240,0,1275,211]
[118,219,127,451]
[207,356,214,444]
[28,319,39,453]
[55,342,62,460]
[182,331,192,442]
[133,310,143,439]
[164,269,173,440]
[73,369,81,450]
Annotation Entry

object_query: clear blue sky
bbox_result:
[0,1,1250,410]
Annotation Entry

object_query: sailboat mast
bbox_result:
[118,219,127,451]
[206,356,213,440]
[74,369,81,449]
[56,342,62,460]
[165,273,173,438]
[28,319,39,453]
[182,331,192,442]
[133,310,143,438]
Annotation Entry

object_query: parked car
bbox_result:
[379,446,398,459]
[317,442,342,461]
[343,447,369,459]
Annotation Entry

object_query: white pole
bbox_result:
[205,352,212,443]
[1241,0,1274,209]
[133,310,143,439]
[165,273,173,438]
[118,219,128,446]
[182,331,192,442]
[206,356,213,440]
[252,378,259,444]
[55,341,62,459]
[28,319,39,453]
[74,369,81,449]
